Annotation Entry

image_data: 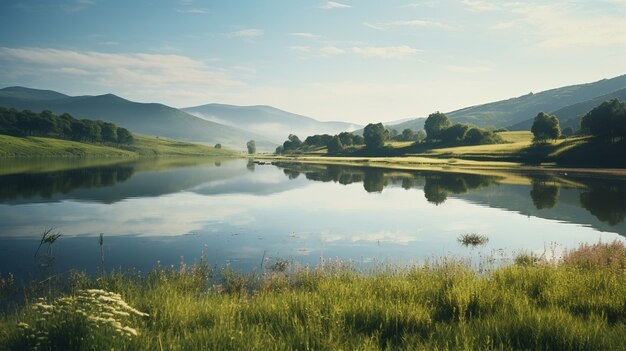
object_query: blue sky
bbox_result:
[1,0,625,124]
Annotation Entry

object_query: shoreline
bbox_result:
[254,154,626,178]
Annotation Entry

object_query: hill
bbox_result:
[0,87,275,151]
[445,74,626,128]
[183,103,360,143]
[509,87,626,131]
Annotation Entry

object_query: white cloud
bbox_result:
[363,22,386,31]
[463,1,626,48]
[351,45,420,59]
[321,46,347,55]
[226,28,264,38]
[289,32,321,39]
[176,8,207,14]
[319,1,351,9]
[366,19,455,31]
[0,47,244,105]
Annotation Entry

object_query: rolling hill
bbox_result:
[508,87,626,131]
[183,103,360,143]
[0,87,275,151]
[446,74,626,128]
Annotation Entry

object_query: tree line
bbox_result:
[0,107,134,144]
[531,98,625,143]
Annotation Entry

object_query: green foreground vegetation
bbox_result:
[0,134,237,158]
[1,242,625,350]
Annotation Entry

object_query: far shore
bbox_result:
[254,154,626,178]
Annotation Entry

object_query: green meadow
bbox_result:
[0,134,237,158]
[1,241,625,351]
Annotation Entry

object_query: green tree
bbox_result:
[214,143,222,149]
[581,98,626,141]
[327,136,344,154]
[117,128,134,144]
[101,122,118,142]
[337,132,354,146]
[531,112,561,143]
[363,123,388,150]
[401,128,416,141]
[424,112,451,141]
[283,134,303,151]
[246,140,256,154]
[275,145,284,154]
[441,123,470,144]
[352,134,364,145]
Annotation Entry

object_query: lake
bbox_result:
[1,158,624,282]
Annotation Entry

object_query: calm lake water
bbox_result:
[1,158,624,281]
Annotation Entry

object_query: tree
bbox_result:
[275,145,284,154]
[363,123,388,150]
[101,122,118,142]
[338,132,354,146]
[327,135,344,154]
[283,134,303,151]
[214,143,222,149]
[424,112,451,141]
[401,128,416,141]
[352,134,364,145]
[117,128,134,144]
[441,123,470,144]
[246,140,256,154]
[415,130,427,143]
[531,112,561,142]
[581,98,626,141]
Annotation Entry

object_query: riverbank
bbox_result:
[1,241,624,350]
[0,134,237,158]
[256,154,626,178]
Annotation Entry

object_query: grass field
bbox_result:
[1,241,625,350]
[0,134,237,158]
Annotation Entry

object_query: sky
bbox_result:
[1,0,625,124]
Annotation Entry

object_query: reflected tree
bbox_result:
[363,169,386,193]
[530,178,560,210]
[579,179,626,226]
[246,159,256,172]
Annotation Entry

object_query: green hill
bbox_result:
[0,87,275,151]
[0,134,237,158]
[509,87,626,131]
[438,74,626,128]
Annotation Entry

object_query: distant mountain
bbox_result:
[183,103,360,142]
[0,86,69,100]
[0,87,275,151]
[508,87,626,131]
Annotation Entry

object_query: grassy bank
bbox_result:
[0,134,237,158]
[1,242,625,350]
[270,132,626,169]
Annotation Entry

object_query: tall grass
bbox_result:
[1,242,625,350]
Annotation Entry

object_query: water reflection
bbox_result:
[0,165,134,202]
[274,162,625,232]
[530,178,559,210]
[0,158,624,281]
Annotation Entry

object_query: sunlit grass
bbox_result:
[0,134,237,158]
[1,241,625,350]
